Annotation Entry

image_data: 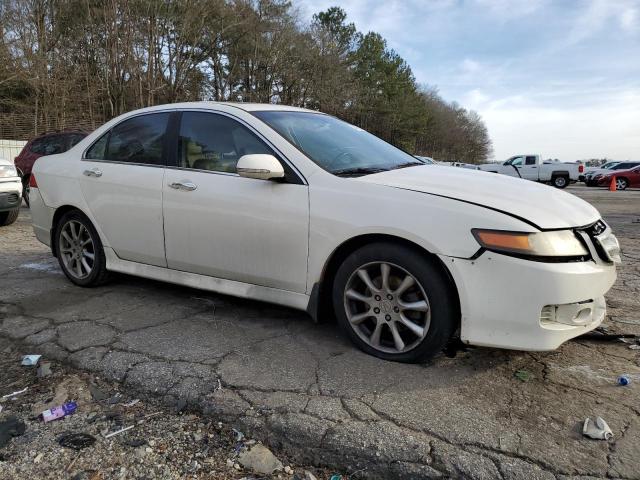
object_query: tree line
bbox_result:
[0,0,492,163]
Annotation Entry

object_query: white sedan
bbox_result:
[0,157,22,226]
[30,103,620,362]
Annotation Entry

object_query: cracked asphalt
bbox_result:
[1,185,639,479]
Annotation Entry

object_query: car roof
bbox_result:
[125,101,320,115]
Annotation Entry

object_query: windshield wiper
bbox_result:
[390,161,425,170]
[332,167,388,177]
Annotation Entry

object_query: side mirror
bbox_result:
[237,154,285,180]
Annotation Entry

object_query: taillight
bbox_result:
[29,174,38,188]
[579,165,584,173]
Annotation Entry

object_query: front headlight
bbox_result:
[472,229,588,258]
[0,164,19,178]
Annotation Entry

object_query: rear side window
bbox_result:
[85,113,169,165]
[86,133,109,160]
[107,113,169,165]
[525,156,536,165]
[29,138,46,154]
[67,134,86,149]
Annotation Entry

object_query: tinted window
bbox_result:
[105,113,169,165]
[525,156,536,165]
[67,134,86,149]
[86,132,109,160]
[178,112,273,173]
[29,138,45,154]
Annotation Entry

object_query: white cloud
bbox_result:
[465,88,640,161]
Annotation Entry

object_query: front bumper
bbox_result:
[440,252,616,351]
[0,179,22,211]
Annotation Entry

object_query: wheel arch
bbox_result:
[308,233,461,327]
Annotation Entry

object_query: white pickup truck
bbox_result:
[478,155,584,189]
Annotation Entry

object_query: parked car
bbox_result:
[584,162,640,186]
[594,165,640,190]
[478,155,583,188]
[0,157,22,226]
[30,103,620,362]
[439,161,480,170]
[579,161,620,182]
[14,130,88,206]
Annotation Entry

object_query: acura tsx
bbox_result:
[29,103,620,362]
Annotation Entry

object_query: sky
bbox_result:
[297,0,640,161]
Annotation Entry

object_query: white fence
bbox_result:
[0,140,27,163]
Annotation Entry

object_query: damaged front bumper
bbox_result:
[440,250,617,351]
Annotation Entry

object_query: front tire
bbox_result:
[332,242,458,363]
[0,208,19,226]
[54,210,110,287]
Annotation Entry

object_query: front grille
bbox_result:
[576,220,620,264]
[7,193,19,205]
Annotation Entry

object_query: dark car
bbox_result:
[595,164,640,190]
[14,130,88,206]
[585,161,640,186]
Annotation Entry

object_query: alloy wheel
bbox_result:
[59,220,95,279]
[554,177,567,187]
[616,178,627,190]
[343,261,431,354]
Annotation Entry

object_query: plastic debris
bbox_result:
[514,369,533,382]
[1,387,28,400]
[237,444,284,474]
[36,362,52,378]
[304,471,319,480]
[330,475,343,480]
[617,375,631,386]
[0,416,26,448]
[123,399,140,407]
[583,416,613,440]
[58,432,96,450]
[104,425,134,438]
[629,344,640,350]
[21,355,41,366]
[42,401,77,423]
[233,428,245,442]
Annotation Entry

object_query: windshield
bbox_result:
[602,162,620,169]
[253,111,424,175]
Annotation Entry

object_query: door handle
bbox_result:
[169,181,197,191]
[83,168,102,178]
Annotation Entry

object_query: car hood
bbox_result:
[356,165,601,230]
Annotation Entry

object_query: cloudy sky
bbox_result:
[297,0,640,161]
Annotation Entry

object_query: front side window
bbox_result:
[508,156,524,166]
[253,111,423,176]
[178,112,273,173]
[105,113,169,165]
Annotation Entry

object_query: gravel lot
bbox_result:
[1,184,639,479]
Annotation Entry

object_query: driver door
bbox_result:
[162,111,309,293]
[502,156,524,177]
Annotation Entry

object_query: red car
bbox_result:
[14,130,88,205]
[596,165,640,190]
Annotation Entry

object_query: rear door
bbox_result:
[162,110,309,293]
[79,112,170,267]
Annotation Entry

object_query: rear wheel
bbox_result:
[22,175,30,207]
[616,178,628,190]
[552,175,569,188]
[54,210,110,287]
[0,208,19,226]
[332,242,458,363]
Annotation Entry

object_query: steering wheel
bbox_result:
[326,148,358,169]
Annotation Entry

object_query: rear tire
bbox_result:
[22,175,30,207]
[0,208,19,226]
[552,175,569,188]
[332,242,458,363]
[54,210,110,287]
